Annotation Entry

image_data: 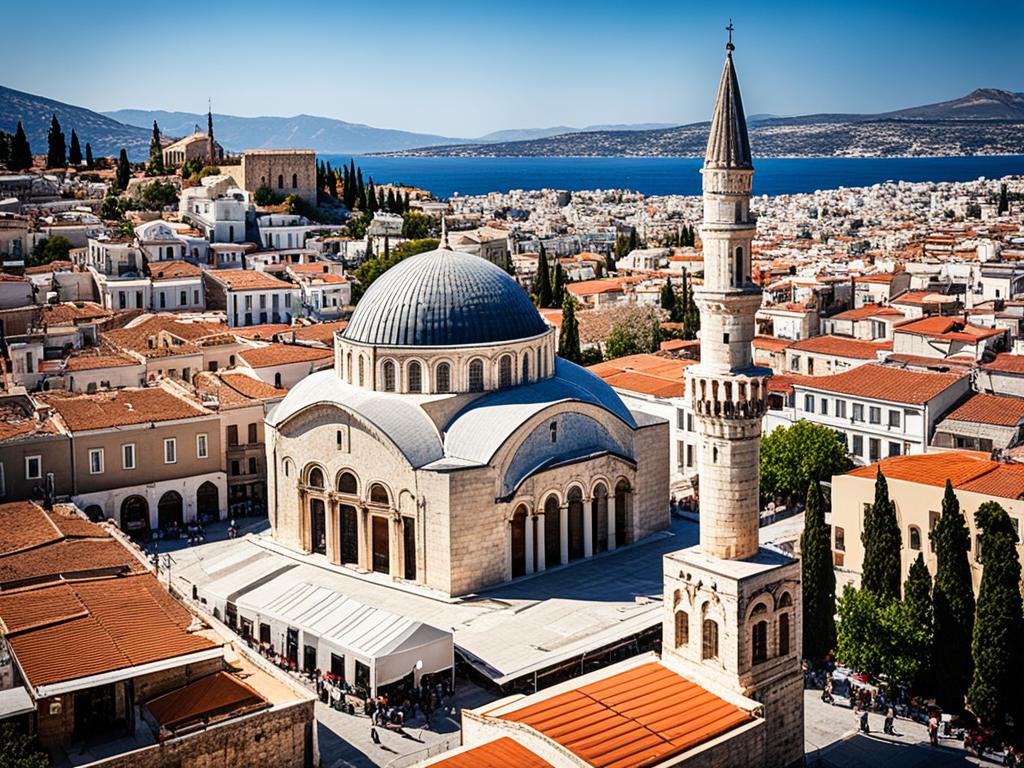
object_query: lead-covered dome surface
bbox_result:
[343,249,549,347]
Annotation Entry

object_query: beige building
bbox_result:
[266,248,669,597]
[162,129,224,168]
[241,149,317,207]
[830,451,1024,594]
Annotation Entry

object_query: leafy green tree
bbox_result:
[967,501,1024,733]
[147,121,164,175]
[401,211,431,240]
[0,130,11,166]
[660,278,677,318]
[9,121,32,171]
[139,180,178,210]
[85,142,94,169]
[101,189,129,220]
[604,251,616,274]
[559,293,582,363]
[254,184,282,207]
[532,244,553,308]
[68,129,82,166]
[931,480,975,714]
[861,469,902,601]
[0,723,48,768]
[759,421,852,505]
[604,305,662,360]
[801,478,836,660]
[836,584,931,689]
[27,235,72,268]
[115,148,131,190]
[352,238,439,301]
[46,114,66,168]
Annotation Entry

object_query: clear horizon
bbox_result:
[4,0,1021,137]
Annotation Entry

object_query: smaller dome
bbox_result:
[343,249,548,347]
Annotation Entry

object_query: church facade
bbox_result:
[265,248,669,596]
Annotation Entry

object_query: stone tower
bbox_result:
[661,31,805,768]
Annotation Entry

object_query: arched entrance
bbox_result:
[544,496,561,567]
[614,479,631,547]
[310,498,327,555]
[196,482,219,523]
[339,505,358,565]
[371,516,389,574]
[567,487,584,561]
[157,491,183,531]
[511,505,528,578]
[120,496,150,538]
[83,504,104,523]
[592,483,609,553]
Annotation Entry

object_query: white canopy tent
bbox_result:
[235,580,453,696]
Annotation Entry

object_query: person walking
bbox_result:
[883,706,895,735]
[859,706,870,734]
[928,713,939,746]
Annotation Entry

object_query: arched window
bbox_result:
[369,483,389,506]
[675,611,689,647]
[522,354,530,383]
[277,174,284,189]
[499,355,512,388]
[751,604,768,664]
[274,372,282,388]
[307,467,324,488]
[346,352,352,383]
[292,173,298,189]
[779,612,791,656]
[909,525,922,550]
[735,246,744,286]
[338,471,358,495]
[408,361,422,393]
[358,357,365,386]
[436,363,451,393]
[283,459,292,477]
[468,360,484,392]
[382,360,395,392]
[702,619,719,660]
[778,592,793,608]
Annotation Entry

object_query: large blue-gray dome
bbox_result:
[343,248,549,346]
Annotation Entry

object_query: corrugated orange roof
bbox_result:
[499,662,752,768]
[588,354,693,398]
[427,737,553,768]
[792,364,964,404]
[146,671,267,732]
[983,353,1024,374]
[944,393,1024,426]
[895,316,1003,342]
[753,336,794,352]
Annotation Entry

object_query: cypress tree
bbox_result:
[115,148,131,191]
[366,179,378,213]
[904,552,934,689]
[552,260,565,308]
[932,479,975,713]
[68,129,82,166]
[85,142,94,169]
[386,188,396,212]
[9,122,32,171]
[559,293,582,364]
[533,244,553,308]
[801,478,836,660]
[328,167,338,198]
[660,278,677,316]
[46,114,66,168]
[682,296,700,341]
[377,187,385,212]
[147,121,164,175]
[403,191,410,212]
[356,168,365,210]
[967,501,1024,732]
[860,469,902,601]
[998,183,1009,215]
[342,163,351,206]
[680,267,690,316]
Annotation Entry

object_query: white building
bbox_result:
[202,270,298,327]
[180,175,251,243]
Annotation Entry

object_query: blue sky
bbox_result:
[6,0,1021,137]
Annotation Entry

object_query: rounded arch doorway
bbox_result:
[158,491,184,531]
[120,496,150,539]
[196,482,219,524]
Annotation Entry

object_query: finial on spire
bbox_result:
[726,19,735,53]
[441,215,449,249]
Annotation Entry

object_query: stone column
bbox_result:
[389,509,401,579]
[607,503,617,551]
[525,514,535,574]
[559,505,569,566]
[583,496,593,558]
[357,504,369,570]
[535,515,546,572]
[298,488,309,551]
[325,496,339,564]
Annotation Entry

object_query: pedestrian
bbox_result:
[858,706,869,734]
[883,706,894,735]
[928,713,939,746]
[370,726,380,745]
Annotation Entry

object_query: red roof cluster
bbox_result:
[788,335,892,360]
[792,364,965,404]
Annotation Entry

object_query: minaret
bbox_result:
[686,25,767,561]
[207,99,215,163]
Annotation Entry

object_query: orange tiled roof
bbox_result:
[894,316,1004,342]
[792,364,964,404]
[752,336,794,353]
[208,269,292,291]
[146,671,267,732]
[567,279,626,297]
[943,393,1024,426]
[148,260,202,281]
[280,320,349,346]
[588,354,693,398]
[0,574,215,688]
[983,354,1024,374]
[231,323,292,340]
[848,451,1024,500]
[499,661,753,768]
[39,301,111,328]
[42,386,208,431]
[239,343,333,369]
[830,304,906,321]
[194,371,288,408]
[428,737,552,768]
[788,335,892,359]
[884,354,975,371]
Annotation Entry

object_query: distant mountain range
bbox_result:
[2,84,1023,162]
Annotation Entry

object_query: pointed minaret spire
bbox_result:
[207,98,215,163]
[704,22,752,170]
[440,215,450,249]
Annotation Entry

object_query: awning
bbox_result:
[0,685,34,718]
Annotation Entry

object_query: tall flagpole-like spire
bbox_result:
[441,215,449,249]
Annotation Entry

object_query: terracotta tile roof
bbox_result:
[208,269,293,291]
[0,574,215,688]
[0,273,28,283]
[848,451,1024,500]
[788,335,892,359]
[230,323,292,340]
[894,316,1004,342]
[103,315,228,358]
[499,661,752,768]
[279,320,349,346]
[588,354,694,398]
[753,336,794,352]
[148,260,202,281]
[41,386,208,432]
[194,371,287,409]
[0,538,145,588]
[982,354,1024,374]
[792,364,965,404]
[428,737,552,768]
[239,343,333,369]
[766,373,817,394]
[830,304,906,321]
[567,279,627,298]
[891,290,956,306]
[38,301,111,328]
[0,403,60,443]
[943,393,1024,427]
[0,502,63,556]
[885,354,975,371]
[146,671,267,733]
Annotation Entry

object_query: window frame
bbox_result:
[25,455,41,480]
[122,443,136,470]
[88,447,104,475]
[196,433,209,459]
[164,438,177,464]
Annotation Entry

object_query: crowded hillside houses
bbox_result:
[0,99,1024,766]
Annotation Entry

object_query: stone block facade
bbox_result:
[241,151,317,207]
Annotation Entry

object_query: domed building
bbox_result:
[265,248,669,596]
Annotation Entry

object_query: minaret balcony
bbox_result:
[687,371,768,422]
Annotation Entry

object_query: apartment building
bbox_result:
[0,392,72,502]
[203,270,298,327]
[236,343,333,389]
[784,335,892,376]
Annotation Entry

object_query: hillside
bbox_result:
[0,84,150,159]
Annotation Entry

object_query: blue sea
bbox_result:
[318,155,1024,199]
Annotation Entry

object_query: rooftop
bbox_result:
[208,269,293,291]
[847,451,1024,500]
[894,316,1004,343]
[239,343,333,369]
[788,335,892,359]
[982,353,1024,374]
[942,393,1024,427]
[41,386,209,432]
[427,737,553,768]
[588,354,694,398]
[148,260,202,281]
[145,671,268,734]
[791,364,965,404]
